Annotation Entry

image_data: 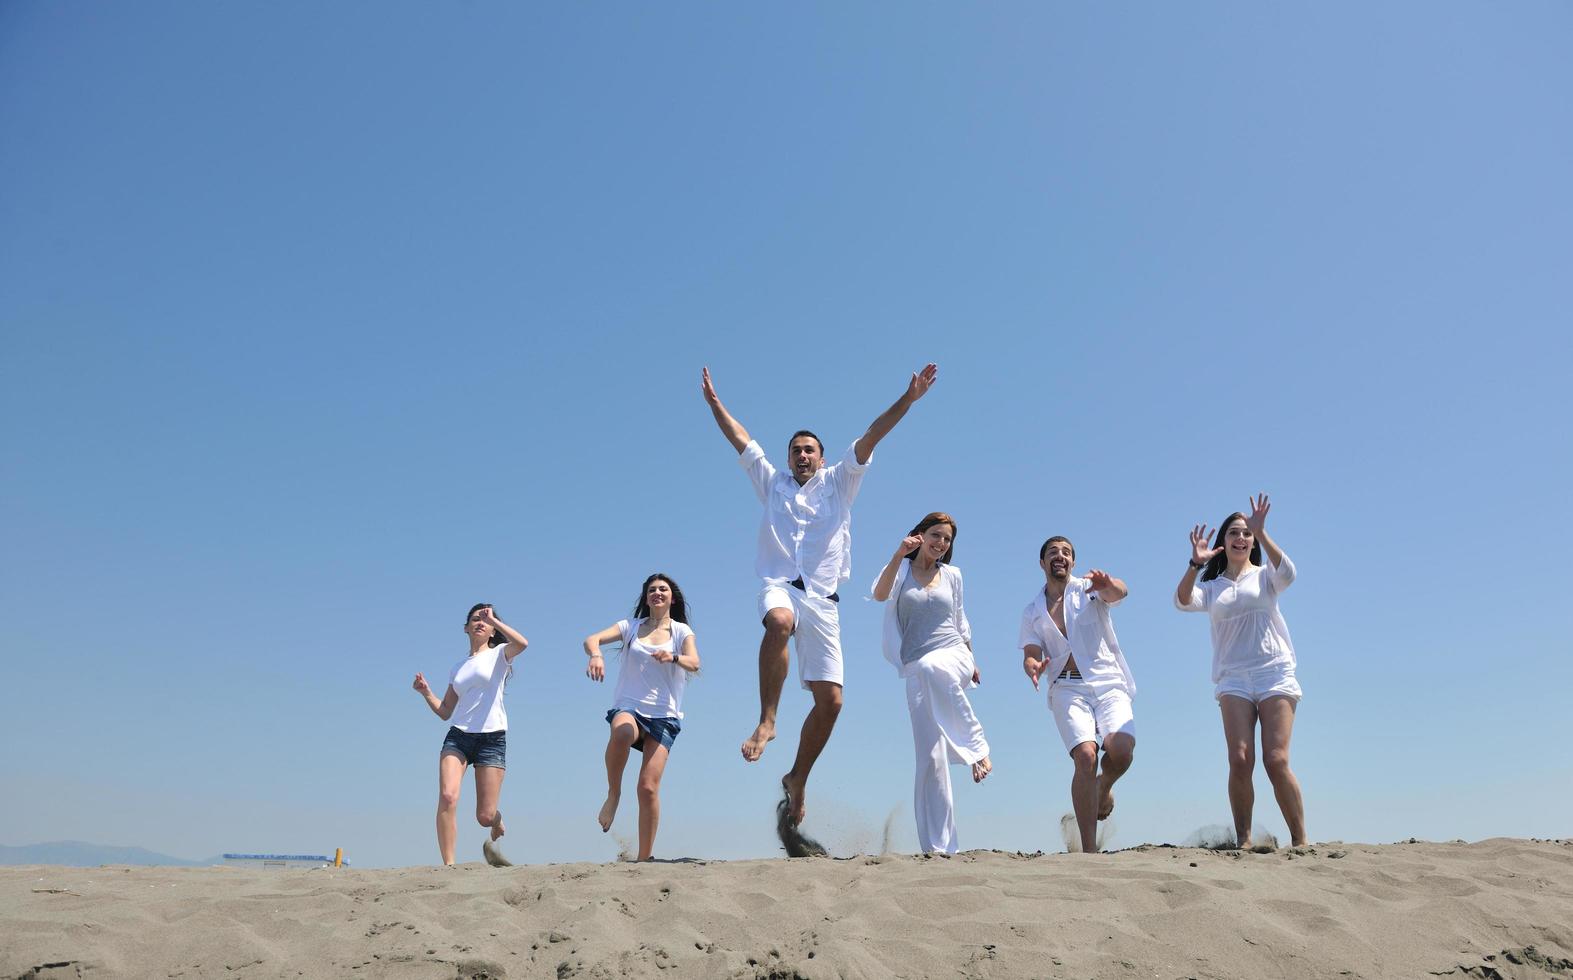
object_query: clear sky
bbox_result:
[2,2,1569,869]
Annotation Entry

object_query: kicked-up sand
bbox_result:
[3,838,1570,979]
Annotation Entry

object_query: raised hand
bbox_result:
[586,654,605,682]
[1245,493,1271,535]
[701,366,721,407]
[896,533,924,558]
[412,672,431,696]
[477,605,499,627]
[1086,569,1116,593]
[1190,524,1221,566]
[907,363,938,402]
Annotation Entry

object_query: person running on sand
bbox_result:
[412,603,528,866]
[701,362,937,827]
[1175,493,1307,849]
[582,573,701,862]
[1020,536,1136,854]
[871,512,991,855]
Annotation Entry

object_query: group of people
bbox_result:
[411,363,1308,864]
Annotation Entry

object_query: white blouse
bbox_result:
[1176,554,1298,682]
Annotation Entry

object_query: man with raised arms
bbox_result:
[1020,536,1137,854]
[702,363,938,826]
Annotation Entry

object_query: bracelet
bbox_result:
[1188,559,1205,570]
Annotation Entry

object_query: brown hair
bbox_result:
[904,512,958,564]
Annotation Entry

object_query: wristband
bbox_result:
[1188,559,1205,570]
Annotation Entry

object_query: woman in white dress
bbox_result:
[871,512,991,854]
[1175,494,1306,848]
[582,573,701,862]
[411,603,528,866]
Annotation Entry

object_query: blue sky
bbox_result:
[2,2,1569,868]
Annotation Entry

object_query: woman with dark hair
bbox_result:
[582,573,701,862]
[1175,493,1306,848]
[412,603,528,866]
[871,512,991,854]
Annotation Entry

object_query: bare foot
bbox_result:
[598,793,620,832]
[741,722,775,762]
[781,773,806,826]
[1097,788,1115,821]
[971,756,992,783]
[490,810,506,841]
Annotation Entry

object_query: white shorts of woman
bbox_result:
[1213,664,1301,704]
[1049,678,1135,753]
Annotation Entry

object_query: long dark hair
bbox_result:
[633,573,690,624]
[903,512,957,564]
[466,603,506,647]
[1200,512,1262,582]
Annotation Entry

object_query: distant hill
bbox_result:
[0,841,217,867]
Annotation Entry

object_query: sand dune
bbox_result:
[4,838,1571,979]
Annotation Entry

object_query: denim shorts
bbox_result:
[442,726,506,768]
[606,709,681,752]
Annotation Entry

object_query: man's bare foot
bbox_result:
[1097,788,1115,821]
[490,810,506,841]
[971,756,992,783]
[597,793,620,832]
[781,773,806,826]
[741,722,775,762]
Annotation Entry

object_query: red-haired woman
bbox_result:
[871,512,991,854]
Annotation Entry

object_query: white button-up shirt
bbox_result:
[739,439,869,598]
[1018,577,1137,697]
[1176,554,1297,682]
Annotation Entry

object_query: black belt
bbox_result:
[1056,667,1082,679]
[789,577,839,603]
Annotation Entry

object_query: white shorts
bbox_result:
[759,582,843,690]
[1048,680,1135,754]
[1214,665,1302,705]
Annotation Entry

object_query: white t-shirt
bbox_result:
[1018,577,1136,697]
[1176,554,1298,682]
[609,617,694,720]
[739,439,870,598]
[447,645,513,733]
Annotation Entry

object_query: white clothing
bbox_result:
[739,439,870,598]
[1215,663,1302,704]
[759,584,843,689]
[872,561,988,854]
[1017,577,1137,699]
[1176,554,1298,683]
[874,560,972,677]
[1049,680,1136,753]
[609,618,694,719]
[906,645,990,854]
[448,645,513,733]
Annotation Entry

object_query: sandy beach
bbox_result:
[4,838,1571,979]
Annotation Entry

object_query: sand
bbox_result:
[4,838,1571,979]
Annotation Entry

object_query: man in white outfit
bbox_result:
[702,363,938,827]
[1020,535,1137,854]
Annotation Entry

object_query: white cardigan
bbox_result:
[871,559,974,678]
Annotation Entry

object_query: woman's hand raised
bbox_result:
[1190,525,1221,567]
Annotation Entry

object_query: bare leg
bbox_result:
[781,680,843,826]
[1258,696,1307,846]
[635,742,671,861]
[1069,741,1100,853]
[601,714,640,831]
[742,609,794,762]
[1220,696,1259,848]
[436,752,466,866]
[474,764,506,841]
[1098,733,1135,820]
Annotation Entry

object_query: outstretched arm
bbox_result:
[701,367,751,455]
[853,363,937,464]
[1175,524,1218,609]
[1084,569,1129,604]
